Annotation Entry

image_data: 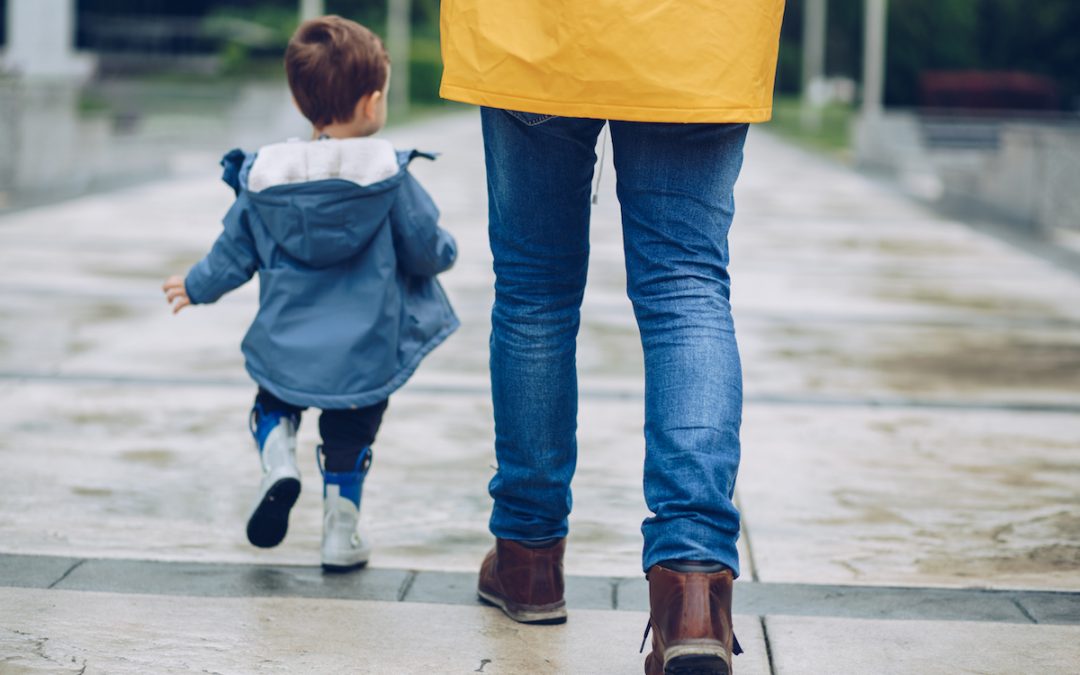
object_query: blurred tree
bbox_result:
[973,0,1080,109]
[883,0,979,107]
[779,0,1080,110]
[777,0,864,94]
[71,0,446,103]
[77,0,291,15]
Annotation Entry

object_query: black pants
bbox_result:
[255,388,388,472]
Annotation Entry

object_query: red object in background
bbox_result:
[920,71,1061,111]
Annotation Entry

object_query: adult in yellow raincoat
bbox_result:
[442,3,784,673]
[441,1,784,123]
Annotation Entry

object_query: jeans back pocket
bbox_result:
[505,109,559,126]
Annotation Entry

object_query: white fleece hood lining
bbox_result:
[247,137,399,193]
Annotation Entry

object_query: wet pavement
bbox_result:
[1,111,1078,673]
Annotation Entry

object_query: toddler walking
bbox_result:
[163,15,457,570]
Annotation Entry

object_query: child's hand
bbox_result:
[162,275,191,314]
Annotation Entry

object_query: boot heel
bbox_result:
[664,654,729,675]
[246,476,301,548]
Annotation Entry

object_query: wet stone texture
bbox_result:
[1,112,1079,671]
[0,588,781,675]
[0,113,651,578]
[731,132,1080,594]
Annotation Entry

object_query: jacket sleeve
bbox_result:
[184,195,258,305]
[389,171,457,277]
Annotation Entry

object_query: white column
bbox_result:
[861,0,889,116]
[299,0,325,23]
[5,0,91,80]
[800,0,829,129]
[387,0,411,116]
[802,0,828,96]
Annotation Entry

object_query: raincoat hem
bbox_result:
[439,84,773,124]
[243,316,460,409]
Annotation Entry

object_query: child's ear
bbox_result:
[363,89,383,121]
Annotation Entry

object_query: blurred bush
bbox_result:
[204,6,297,76]
[779,0,1080,111]
[72,0,447,104]
[408,36,442,104]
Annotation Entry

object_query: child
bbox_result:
[162,15,458,571]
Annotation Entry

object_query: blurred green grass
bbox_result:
[764,96,855,161]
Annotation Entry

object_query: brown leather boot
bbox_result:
[642,564,740,675]
[477,537,567,624]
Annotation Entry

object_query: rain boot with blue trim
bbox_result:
[319,446,373,571]
[245,403,301,548]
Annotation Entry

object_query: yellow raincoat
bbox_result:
[439,1,786,123]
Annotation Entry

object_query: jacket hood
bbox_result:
[228,138,407,268]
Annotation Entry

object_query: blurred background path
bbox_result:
[1,110,1078,673]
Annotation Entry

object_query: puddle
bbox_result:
[918,543,1080,577]
[819,490,913,527]
[766,323,1080,394]
[66,339,93,356]
[867,418,934,435]
[835,237,969,258]
[873,334,1080,392]
[72,486,113,498]
[86,265,173,281]
[165,252,204,273]
[67,411,145,427]
[119,449,175,467]
[83,302,134,323]
[876,285,1060,316]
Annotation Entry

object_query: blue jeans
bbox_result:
[482,107,748,575]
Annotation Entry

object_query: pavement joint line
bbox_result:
[3,370,1078,415]
[737,311,1080,332]
[46,558,86,590]
[6,282,1080,332]
[760,616,778,675]
[1011,598,1039,624]
[2,553,1078,626]
[734,492,761,584]
[397,570,419,602]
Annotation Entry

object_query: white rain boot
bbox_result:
[246,406,301,548]
[319,446,373,571]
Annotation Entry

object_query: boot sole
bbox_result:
[477,589,567,625]
[320,547,371,573]
[246,477,301,548]
[321,561,369,573]
[665,653,730,675]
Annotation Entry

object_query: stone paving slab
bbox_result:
[55,559,410,603]
[739,313,1080,406]
[0,587,773,675]
[407,569,617,612]
[765,615,1080,675]
[1014,590,1080,625]
[2,110,1080,673]
[7,554,1079,627]
[740,404,1080,591]
[0,555,80,590]
[0,379,656,576]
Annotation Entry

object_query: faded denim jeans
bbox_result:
[482,107,748,575]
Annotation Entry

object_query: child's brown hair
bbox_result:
[285,15,390,128]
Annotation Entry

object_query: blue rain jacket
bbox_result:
[184,142,458,409]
